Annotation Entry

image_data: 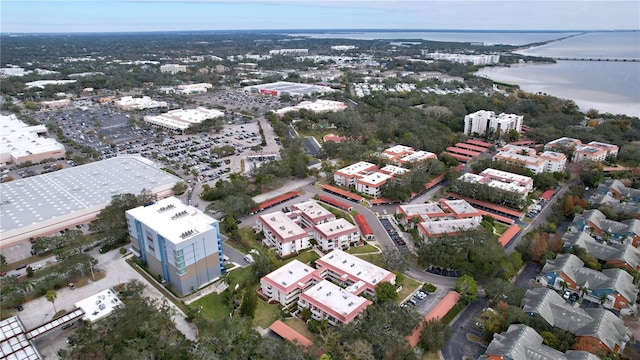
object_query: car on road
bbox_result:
[31,264,42,271]
[15,264,27,270]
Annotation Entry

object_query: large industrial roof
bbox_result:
[0,156,181,244]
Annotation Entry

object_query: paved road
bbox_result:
[506,178,581,254]
[442,298,487,360]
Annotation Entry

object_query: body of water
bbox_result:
[477,31,640,117]
[286,31,576,46]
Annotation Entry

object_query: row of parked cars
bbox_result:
[402,290,429,307]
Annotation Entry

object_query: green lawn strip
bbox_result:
[354,253,385,268]
[282,317,318,343]
[397,276,422,301]
[189,292,230,322]
[318,203,355,224]
[346,243,379,254]
[252,298,282,328]
[493,223,508,235]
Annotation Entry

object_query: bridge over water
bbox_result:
[553,57,639,62]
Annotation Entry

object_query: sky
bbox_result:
[1,0,639,33]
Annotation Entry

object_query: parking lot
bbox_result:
[379,217,411,255]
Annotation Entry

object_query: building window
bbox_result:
[176,261,185,268]
[177,268,186,275]
[148,244,155,252]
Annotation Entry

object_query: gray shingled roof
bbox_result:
[522,288,592,333]
[563,231,640,270]
[522,288,631,353]
[541,253,585,282]
[577,309,631,352]
[601,268,637,304]
[481,324,599,360]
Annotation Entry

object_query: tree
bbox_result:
[238,287,257,318]
[455,275,478,304]
[45,290,57,313]
[419,319,450,352]
[375,281,398,303]
[172,181,188,195]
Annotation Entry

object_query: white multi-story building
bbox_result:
[313,219,360,252]
[291,200,336,227]
[269,49,309,55]
[315,249,396,297]
[458,168,534,197]
[160,64,187,74]
[355,171,393,198]
[298,280,372,325]
[273,100,347,116]
[260,260,320,306]
[176,83,213,94]
[333,161,378,187]
[257,211,312,257]
[423,52,500,65]
[126,197,225,296]
[493,145,566,174]
[545,137,618,163]
[463,110,523,136]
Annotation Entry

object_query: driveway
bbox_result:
[442,298,488,360]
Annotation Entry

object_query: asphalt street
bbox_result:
[441,298,488,360]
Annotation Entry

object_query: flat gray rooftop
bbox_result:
[0,156,181,234]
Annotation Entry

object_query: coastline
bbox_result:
[476,65,640,118]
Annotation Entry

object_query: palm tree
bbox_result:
[599,293,609,307]
[580,285,589,298]
[559,280,569,292]
[45,290,57,313]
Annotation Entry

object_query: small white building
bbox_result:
[160,64,187,74]
[143,107,224,132]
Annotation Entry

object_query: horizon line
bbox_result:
[2,28,639,36]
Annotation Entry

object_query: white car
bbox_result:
[563,291,571,300]
[31,264,42,271]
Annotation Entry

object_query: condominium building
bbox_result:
[314,249,396,298]
[493,144,566,174]
[463,110,523,136]
[423,52,500,65]
[313,219,360,253]
[458,168,534,197]
[291,200,336,227]
[261,249,392,324]
[355,171,393,198]
[396,199,482,240]
[333,161,378,187]
[545,138,618,163]
[257,211,312,257]
[125,197,225,296]
[298,280,372,325]
[260,260,320,306]
[159,64,187,74]
[269,49,309,55]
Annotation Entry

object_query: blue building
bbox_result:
[126,196,224,296]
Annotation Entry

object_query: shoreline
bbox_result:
[476,66,640,118]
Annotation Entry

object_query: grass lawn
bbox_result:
[252,298,282,328]
[347,243,379,254]
[355,253,385,268]
[397,275,422,301]
[493,223,509,235]
[189,292,230,322]
[282,317,317,342]
[278,250,319,266]
[227,266,253,287]
[422,351,441,360]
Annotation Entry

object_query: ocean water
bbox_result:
[286,31,576,46]
[477,32,640,117]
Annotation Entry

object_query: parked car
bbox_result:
[563,290,571,300]
[31,264,42,271]
[15,264,27,270]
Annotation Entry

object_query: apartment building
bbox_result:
[313,219,360,253]
[333,161,378,187]
[291,200,336,227]
[298,280,372,325]
[355,171,393,198]
[463,110,523,136]
[314,249,396,298]
[125,197,225,296]
[458,168,534,197]
[260,260,320,306]
[257,211,312,257]
[545,137,618,163]
[493,144,566,174]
